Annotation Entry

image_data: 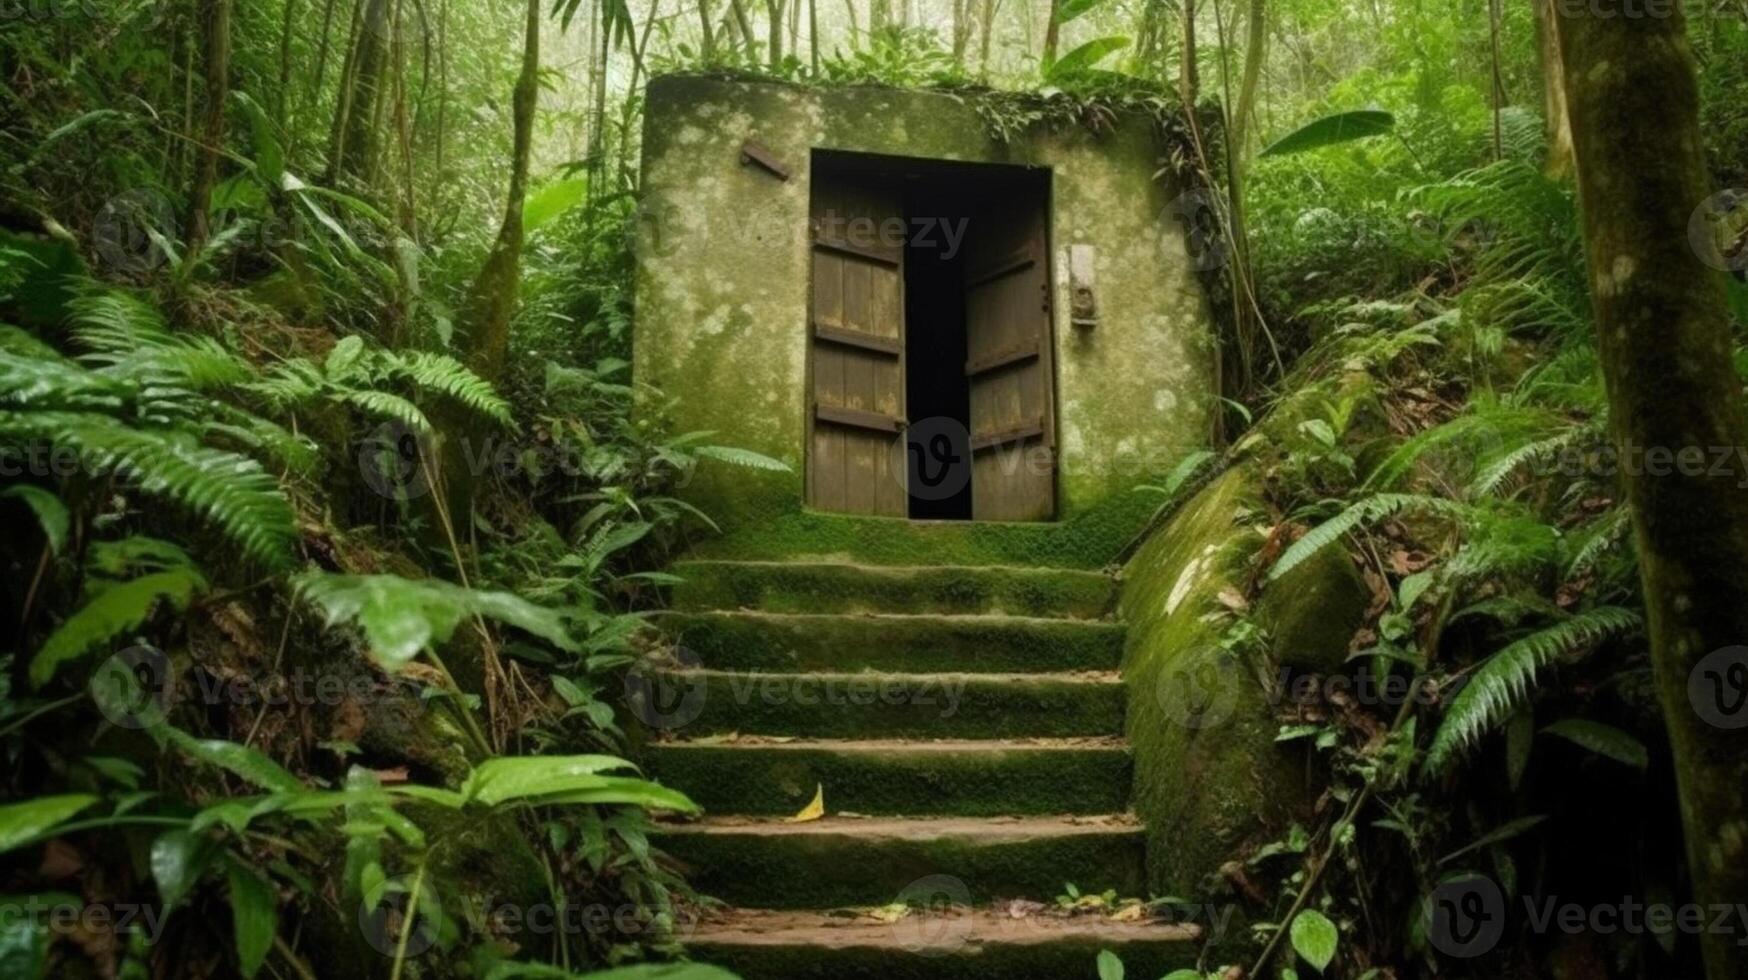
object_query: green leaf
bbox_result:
[231,92,284,189]
[1290,909,1339,972]
[226,859,276,978]
[29,569,205,688]
[693,445,793,472]
[1096,948,1124,980]
[488,963,743,980]
[1540,719,1648,770]
[1439,814,1547,865]
[151,830,217,910]
[461,755,640,806]
[1161,972,1205,980]
[162,729,304,793]
[0,796,98,855]
[523,178,590,233]
[1044,36,1130,80]
[1054,0,1107,24]
[1260,110,1396,158]
[296,573,578,672]
[3,485,68,555]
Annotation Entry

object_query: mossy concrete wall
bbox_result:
[634,74,1216,562]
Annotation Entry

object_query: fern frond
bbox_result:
[70,291,254,392]
[1564,507,1633,578]
[1426,606,1642,772]
[693,445,793,472]
[1470,422,1602,497]
[342,390,432,434]
[385,352,512,425]
[4,411,296,569]
[1366,405,1554,492]
[0,351,131,414]
[296,573,578,672]
[1270,493,1468,582]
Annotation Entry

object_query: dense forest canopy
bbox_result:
[3,0,1748,978]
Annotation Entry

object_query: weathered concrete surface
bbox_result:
[634,74,1217,555]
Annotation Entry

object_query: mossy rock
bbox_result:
[1118,464,1316,904]
[1256,544,1371,674]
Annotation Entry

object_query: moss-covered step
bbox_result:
[683,907,1200,980]
[643,737,1132,817]
[670,561,1117,618]
[654,669,1125,738]
[658,611,1125,674]
[658,815,1145,908]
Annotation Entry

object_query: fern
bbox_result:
[69,291,254,393]
[1270,493,1468,582]
[385,351,513,425]
[692,445,792,472]
[1426,606,1643,772]
[2,411,297,569]
[1564,507,1633,578]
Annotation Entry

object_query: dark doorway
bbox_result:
[806,150,1056,522]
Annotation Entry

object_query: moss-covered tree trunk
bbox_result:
[185,0,232,257]
[1556,10,1748,979]
[462,0,538,382]
[335,0,390,182]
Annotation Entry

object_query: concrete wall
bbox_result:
[633,73,1217,551]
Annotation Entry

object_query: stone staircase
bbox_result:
[641,559,1200,978]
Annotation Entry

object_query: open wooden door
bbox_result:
[806,175,908,516]
[962,198,1056,521]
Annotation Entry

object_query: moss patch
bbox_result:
[660,611,1124,674]
[659,823,1144,908]
[644,741,1132,817]
[1118,465,1315,899]
[669,670,1125,739]
[671,560,1116,618]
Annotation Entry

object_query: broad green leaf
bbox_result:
[296,573,578,672]
[151,829,217,910]
[1290,909,1338,972]
[1045,36,1130,80]
[1054,0,1106,23]
[461,755,640,806]
[231,92,284,188]
[1161,972,1205,980]
[1540,719,1648,770]
[1096,948,1124,980]
[162,729,304,793]
[3,485,68,555]
[0,796,98,855]
[1260,110,1396,158]
[30,568,205,688]
[226,859,277,978]
[523,178,590,233]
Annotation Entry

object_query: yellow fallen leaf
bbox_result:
[788,784,826,823]
[1109,903,1146,922]
[868,903,911,923]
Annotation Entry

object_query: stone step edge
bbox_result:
[656,814,1141,841]
[682,906,1200,950]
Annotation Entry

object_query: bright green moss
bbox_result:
[670,560,1117,618]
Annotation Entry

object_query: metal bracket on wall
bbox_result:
[740,140,791,181]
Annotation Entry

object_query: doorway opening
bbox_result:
[806,150,1056,522]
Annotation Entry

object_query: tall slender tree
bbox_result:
[185,0,233,258]
[1555,10,1748,980]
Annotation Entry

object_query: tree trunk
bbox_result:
[336,0,391,182]
[1230,0,1265,157]
[764,0,785,66]
[1042,0,1060,65]
[1556,11,1748,980]
[1533,0,1573,176]
[1180,0,1199,105]
[698,0,718,59]
[277,0,301,127]
[186,0,233,258]
[462,0,539,382]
